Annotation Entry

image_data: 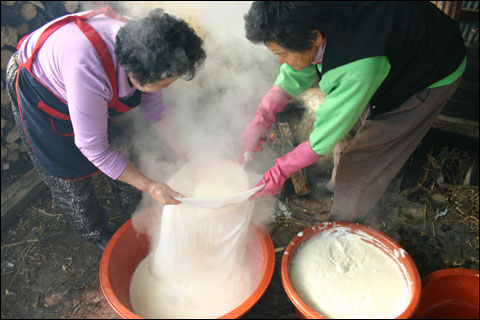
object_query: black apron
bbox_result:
[15,6,141,180]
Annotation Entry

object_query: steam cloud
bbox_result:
[78,1,281,227]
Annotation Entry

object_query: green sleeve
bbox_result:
[274,63,318,98]
[310,56,391,155]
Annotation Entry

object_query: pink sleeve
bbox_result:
[64,66,128,180]
[139,90,168,123]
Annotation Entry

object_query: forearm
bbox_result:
[116,161,152,192]
[117,161,183,205]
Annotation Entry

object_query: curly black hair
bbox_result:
[115,8,206,85]
[244,1,336,52]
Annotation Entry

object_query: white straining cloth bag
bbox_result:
[147,159,261,318]
[173,157,264,209]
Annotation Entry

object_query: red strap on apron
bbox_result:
[73,17,120,105]
[19,6,132,113]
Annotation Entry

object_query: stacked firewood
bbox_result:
[1,1,79,172]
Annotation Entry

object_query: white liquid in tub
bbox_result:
[130,160,255,319]
[129,254,252,319]
[289,227,410,319]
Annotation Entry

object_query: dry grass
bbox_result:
[447,186,479,249]
[424,146,479,249]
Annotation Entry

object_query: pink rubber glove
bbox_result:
[240,86,291,163]
[250,140,322,200]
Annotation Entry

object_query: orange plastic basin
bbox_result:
[281,221,422,319]
[99,216,275,319]
[414,268,479,319]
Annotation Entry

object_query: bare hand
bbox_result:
[146,181,183,205]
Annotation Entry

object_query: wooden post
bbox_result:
[277,122,311,196]
[1,168,48,231]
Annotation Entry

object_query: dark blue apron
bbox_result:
[15,7,140,180]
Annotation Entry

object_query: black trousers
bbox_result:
[6,52,142,241]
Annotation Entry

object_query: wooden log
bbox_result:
[439,183,479,190]
[18,142,27,153]
[1,167,49,231]
[1,3,24,28]
[5,126,19,144]
[21,2,37,21]
[28,1,45,10]
[64,1,79,14]
[1,88,11,107]
[461,8,480,22]
[432,114,479,139]
[7,142,18,152]
[44,1,67,20]
[277,121,311,195]
[1,145,7,160]
[1,26,18,48]
[6,149,19,163]
[28,10,49,31]
[16,20,30,37]
[1,49,14,70]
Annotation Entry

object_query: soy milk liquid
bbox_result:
[193,160,251,218]
[194,160,250,197]
[130,160,255,318]
[290,227,410,319]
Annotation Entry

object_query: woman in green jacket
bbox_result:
[242,1,466,222]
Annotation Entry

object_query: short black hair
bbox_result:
[244,1,335,52]
[115,8,206,85]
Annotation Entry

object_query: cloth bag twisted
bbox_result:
[146,159,262,317]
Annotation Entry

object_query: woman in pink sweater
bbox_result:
[6,7,206,250]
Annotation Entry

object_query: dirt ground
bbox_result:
[1,137,478,319]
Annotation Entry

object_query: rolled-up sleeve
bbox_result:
[64,65,128,180]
